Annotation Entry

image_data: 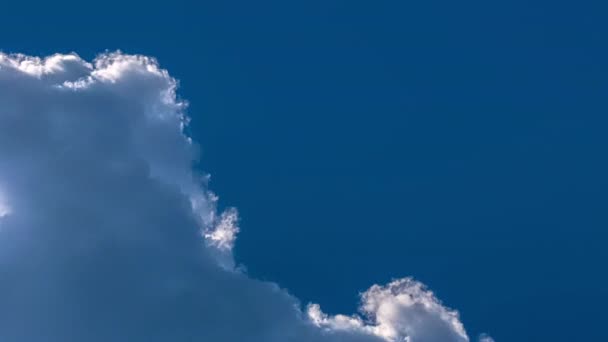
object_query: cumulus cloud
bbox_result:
[0,52,492,342]
[309,279,469,342]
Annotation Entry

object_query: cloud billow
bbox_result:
[0,52,491,342]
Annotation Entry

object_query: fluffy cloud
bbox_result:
[0,52,491,342]
[309,278,469,342]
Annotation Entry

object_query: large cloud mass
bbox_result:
[0,52,491,342]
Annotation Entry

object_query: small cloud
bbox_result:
[310,278,470,342]
[478,333,495,342]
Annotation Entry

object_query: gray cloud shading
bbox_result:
[0,52,491,342]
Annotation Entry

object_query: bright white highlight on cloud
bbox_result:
[0,52,492,342]
[0,191,9,218]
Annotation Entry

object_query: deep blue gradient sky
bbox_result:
[2,1,607,340]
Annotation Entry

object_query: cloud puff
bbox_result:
[309,278,469,342]
[478,334,496,342]
[0,52,491,342]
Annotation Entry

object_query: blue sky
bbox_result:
[1,1,607,341]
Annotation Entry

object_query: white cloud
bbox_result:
[308,278,470,342]
[478,334,495,342]
[0,51,492,342]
